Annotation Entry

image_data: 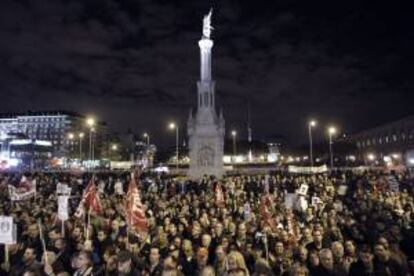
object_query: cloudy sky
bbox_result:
[0,0,412,147]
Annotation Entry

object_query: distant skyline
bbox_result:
[1,0,413,147]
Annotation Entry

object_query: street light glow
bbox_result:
[79,132,85,138]
[367,153,376,161]
[309,120,317,127]
[68,133,74,139]
[86,117,95,127]
[111,144,118,151]
[328,127,337,135]
[169,122,176,130]
[231,130,237,137]
[143,132,148,138]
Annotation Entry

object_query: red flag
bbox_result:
[75,177,102,217]
[125,174,148,234]
[260,195,275,228]
[215,182,225,207]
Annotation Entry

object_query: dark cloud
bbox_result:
[0,0,413,147]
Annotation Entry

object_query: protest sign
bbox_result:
[58,196,69,221]
[0,217,15,244]
[297,184,309,196]
[285,193,296,209]
[337,185,348,196]
[388,175,400,192]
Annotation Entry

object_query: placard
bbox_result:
[388,176,400,192]
[58,196,69,221]
[297,184,309,196]
[285,193,296,209]
[337,185,348,196]
[0,217,15,244]
[311,196,322,208]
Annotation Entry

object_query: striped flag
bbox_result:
[125,173,148,234]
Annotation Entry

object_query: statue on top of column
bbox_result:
[202,8,213,39]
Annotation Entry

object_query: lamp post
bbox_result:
[78,132,84,160]
[143,132,150,146]
[328,126,337,169]
[169,123,179,170]
[231,130,237,163]
[308,120,316,167]
[86,117,95,163]
[68,133,74,158]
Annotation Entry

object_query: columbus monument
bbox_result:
[187,9,225,179]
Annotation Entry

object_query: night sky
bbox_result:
[0,0,413,147]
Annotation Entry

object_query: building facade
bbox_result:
[350,115,414,166]
[0,111,107,158]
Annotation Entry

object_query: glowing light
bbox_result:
[383,156,391,162]
[347,155,356,161]
[231,130,237,137]
[86,117,95,127]
[309,120,317,127]
[68,133,74,140]
[9,139,31,145]
[392,153,400,159]
[79,133,85,138]
[367,153,375,161]
[34,141,52,146]
[111,144,118,151]
[169,122,176,130]
[328,127,337,135]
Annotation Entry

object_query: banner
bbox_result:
[8,185,36,201]
[288,165,328,174]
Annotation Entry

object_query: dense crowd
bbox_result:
[0,169,414,276]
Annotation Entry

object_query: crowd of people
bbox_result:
[0,169,414,276]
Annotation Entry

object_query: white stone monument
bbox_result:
[187,9,225,179]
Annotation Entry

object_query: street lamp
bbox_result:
[143,132,150,146]
[231,130,237,163]
[68,133,74,158]
[308,120,316,167]
[328,126,337,169]
[169,123,179,169]
[79,132,84,160]
[86,117,95,161]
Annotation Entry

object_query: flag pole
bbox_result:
[37,220,48,265]
[61,219,65,237]
[4,244,9,270]
[86,208,91,241]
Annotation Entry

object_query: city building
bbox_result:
[349,115,414,166]
[0,111,108,159]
